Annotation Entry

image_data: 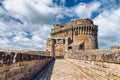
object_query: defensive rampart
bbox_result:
[68,49,120,63]
[67,49,120,79]
[0,49,53,80]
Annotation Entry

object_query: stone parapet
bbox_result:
[67,59,120,80]
[68,49,120,63]
[0,50,53,80]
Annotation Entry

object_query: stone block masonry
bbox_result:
[67,49,120,79]
[68,49,120,64]
[47,18,98,57]
[0,49,53,80]
[67,59,120,80]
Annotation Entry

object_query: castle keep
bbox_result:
[46,18,98,56]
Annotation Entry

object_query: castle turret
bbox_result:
[47,18,98,57]
[72,18,98,50]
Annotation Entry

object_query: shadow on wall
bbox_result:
[31,59,55,80]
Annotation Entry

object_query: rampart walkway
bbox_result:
[32,59,87,80]
[1,49,120,80]
[32,59,120,80]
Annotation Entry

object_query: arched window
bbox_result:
[79,43,84,50]
[75,29,78,36]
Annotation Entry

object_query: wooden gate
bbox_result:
[55,44,64,58]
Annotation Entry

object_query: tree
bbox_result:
[111,46,120,49]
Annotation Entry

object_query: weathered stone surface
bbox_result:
[33,59,90,80]
[68,49,120,63]
[46,18,98,57]
[0,50,53,80]
[33,58,120,80]
[67,59,120,80]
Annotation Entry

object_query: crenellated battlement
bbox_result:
[51,24,98,35]
[47,18,98,57]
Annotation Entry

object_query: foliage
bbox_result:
[111,46,120,49]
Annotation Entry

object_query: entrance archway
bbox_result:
[55,44,64,57]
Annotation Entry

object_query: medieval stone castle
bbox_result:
[0,18,120,80]
[46,18,98,56]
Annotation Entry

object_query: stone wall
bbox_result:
[48,19,98,57]
[68,49,120,63]
[67,59,120,80]
[0,50,53,80]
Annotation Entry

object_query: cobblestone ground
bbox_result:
[32,59,88,80]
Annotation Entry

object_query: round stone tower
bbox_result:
[72,18,98,50]
[47,18,98,56]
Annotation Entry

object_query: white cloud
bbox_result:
[74,1,101,19]
[94,8,120,49]
[0,0,119,50]
[0,16,53,50]
[32,35,43,42]
[3,0,58,24]
[54,1,101,21]
[0,0,58,50]
[0,38,10,45]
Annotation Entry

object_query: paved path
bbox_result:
[32,59,87,80]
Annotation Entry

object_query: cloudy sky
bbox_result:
[0,0,120,50]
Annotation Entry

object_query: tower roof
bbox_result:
[65,18,93,26]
